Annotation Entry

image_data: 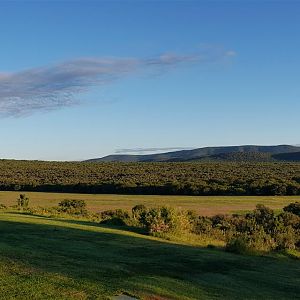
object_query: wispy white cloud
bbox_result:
[0,49,235,117]
[115,147,193,154]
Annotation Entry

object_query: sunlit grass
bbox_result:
[0,191,299,216]
[0,211,299,299]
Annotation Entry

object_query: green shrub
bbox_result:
[210,214,232,232]
[100,209,129,220]
[277,212,300,229]
[99,209,130,226]
[226,235,249,254]
[58,199,87,215]
[283,202,300,217]
[274,226,296,250]
[132,204,147,220]
[0,203,7,210]
[247,204,275,233]
[26,206,60,217]
[139,206,192,236]
[100,217,127,226]
[247,230,276,252]
[192,216,213,234]
[17,194,29,210]
[226,229,276,254]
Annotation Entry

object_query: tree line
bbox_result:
[0,160,299,196]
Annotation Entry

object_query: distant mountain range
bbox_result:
[86,145,300,162]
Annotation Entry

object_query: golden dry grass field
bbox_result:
[0,191,299,216]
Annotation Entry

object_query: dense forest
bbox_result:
[0,160,300,196]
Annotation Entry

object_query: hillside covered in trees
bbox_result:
[0,160,299,196]
[88,145,300,162]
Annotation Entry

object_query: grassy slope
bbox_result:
[0,212,300,299]
[1,192,300,216]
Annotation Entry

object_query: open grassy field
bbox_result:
[0,211,299,299]
[0,191,299,216]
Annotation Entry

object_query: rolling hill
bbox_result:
[272,151,300,162]
[86,145,300,162]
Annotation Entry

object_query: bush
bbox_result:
[26,206,60,217]
[283,202,300,217]
[99,209,130,226]
[277,212,300,230]
[139,207,192,236]
[132,204,147,220]
[192,216,213,234]
[210,214,232,232]
[17,194,29,210]
[226,235,249,254]
[224,204,300,253]
[226,229,276,254]
[275,226,296,250]
[58,199,87,215]
[0,203,7,210]
[247,204,275,233]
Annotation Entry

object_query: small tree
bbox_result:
[17,194,29,210]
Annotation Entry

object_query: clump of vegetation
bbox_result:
[137,206,192,237]
[224,204,300,254]
[26,206,62,218]
[283,202,300,216]
[132,204,147,220]
[0,203,7,210]
[98,202,300,254]
[98,206,194,239]
[58,199,87,215]
[99,209,130,226]
[17,194,29,210]
[11,196,300,256]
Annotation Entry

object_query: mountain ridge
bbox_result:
[86,145,300,162]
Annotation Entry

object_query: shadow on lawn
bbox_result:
[0,214,300,299]
[10,211,148,234]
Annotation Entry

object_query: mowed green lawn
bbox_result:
[0,191,299,216]
[0,211,300,300]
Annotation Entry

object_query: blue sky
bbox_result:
[0,1,299,160]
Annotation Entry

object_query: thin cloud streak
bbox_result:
[0,49,235,117]
[115,147,194,154]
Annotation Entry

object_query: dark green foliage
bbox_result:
[17,194,29,210]
[132,204,147,219]
[226,230,276,254]
[224,205,300,253]
[225,235,249,254]
[99,209,130,226]
[58,199,87,215]
[273,152,300,162]
[0,160,299,196]
[247,204,275,233]
[100,209,130,220]
[196,152,275,162]
[274,226,297,250]
[277,211,300,229]
[283,202,300,216]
